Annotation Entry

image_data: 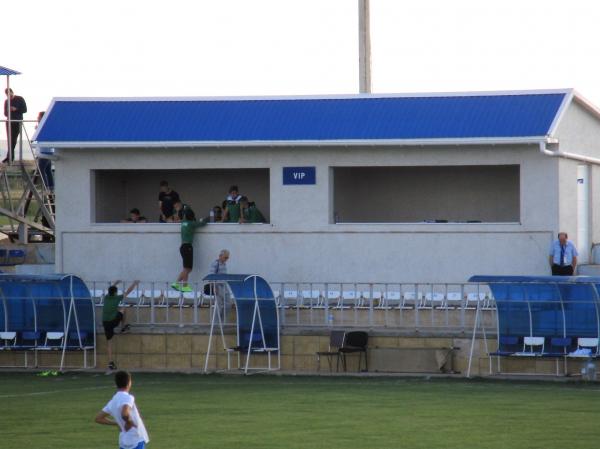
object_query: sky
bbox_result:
[4,0,600,119]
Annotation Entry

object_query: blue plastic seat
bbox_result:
[543,337,573,357]
[68,331,93,349]
[0,249,26,266]
[18,331,41,349]
[490,335,520,356]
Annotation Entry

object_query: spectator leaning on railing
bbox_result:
[121,208,147,223]
[240,197,266,223]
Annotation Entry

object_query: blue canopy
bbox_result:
[203,274,278,351]
[0,274,94,347]
[469,276,600,351]
[0,66,20,76]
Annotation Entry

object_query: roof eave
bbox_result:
[34,136,550,149]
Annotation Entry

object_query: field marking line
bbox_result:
[0,385,111,399]
[0,380,167,399]
[2,378,600,399]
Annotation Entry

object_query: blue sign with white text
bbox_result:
[283,167,316,185]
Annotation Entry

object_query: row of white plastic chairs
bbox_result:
[89,285,208,308]
[271,288,494,310]
[86,282,496,310]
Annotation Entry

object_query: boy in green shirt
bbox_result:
[102,280,139,371]
[172,207,208,292]
[222,185,242,223]
[240,197,266,223]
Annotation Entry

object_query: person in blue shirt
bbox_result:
[549,232,578,276]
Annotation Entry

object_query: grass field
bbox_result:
[2,372,599,449]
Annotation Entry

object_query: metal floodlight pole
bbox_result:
[358,0,372,94]
[6,75,11,164]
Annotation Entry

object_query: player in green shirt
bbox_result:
[223,202,241,223]
[222,185,242,223]
[102,280,139,371]
[172,207,208,292]
[240,197,266,223]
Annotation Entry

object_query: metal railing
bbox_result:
[86,281,497,333]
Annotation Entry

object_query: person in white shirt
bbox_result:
[209,249,230,275]
[95,371,150,449]
[548,232,578,276]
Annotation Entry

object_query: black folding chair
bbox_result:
[316,330,345,372]
[339,331,368,372]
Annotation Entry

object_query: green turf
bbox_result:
[1,373,599,449]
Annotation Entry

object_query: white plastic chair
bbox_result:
[361,290,382,308]
[339,290,357,308]
[515,336,545,356]
[182,290,196,307]
[446,292,463,308]
[125,289,143,306]
[382,291,402,309]
[423,292,445,309]
[466,292,486,308]
[39,332,65,350]
[272,289,282,306]
[165,289,183,307]
[301,290,321,307]
[326,290,341,308]
[575,337,600,356]
[283,290,299,308]
[402,290,420,309]
[91,289,105,306]
[0,331,16,349]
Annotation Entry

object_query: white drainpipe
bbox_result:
[539,140,598,264]
[538,140,600,165]
[577,165,591,263]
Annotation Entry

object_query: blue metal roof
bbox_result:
[35,92,569,146]
[0,66,21,76]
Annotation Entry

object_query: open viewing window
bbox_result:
[332,165,520,224]
[93,169,270,223]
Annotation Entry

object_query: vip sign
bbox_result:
[283,167,316,185]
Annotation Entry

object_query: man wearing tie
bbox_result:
[549,232,578,276]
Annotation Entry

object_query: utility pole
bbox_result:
[358,0,372,94]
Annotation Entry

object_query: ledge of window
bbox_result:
[333,222,522,225]
[88,222,273,231]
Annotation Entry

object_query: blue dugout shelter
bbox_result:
[467,275,600,376]
[0,274,95,370]
[202,274,280,374]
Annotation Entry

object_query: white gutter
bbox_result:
[34,136,547,150]
[539,139,600,166]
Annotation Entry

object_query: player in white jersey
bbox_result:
[95,370,150,449]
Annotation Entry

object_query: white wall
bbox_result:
[554,100,600,259]
[54,144,559,283]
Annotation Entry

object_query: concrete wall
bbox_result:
[1,330,588,377]
[334,165,520,223]
[54,143,559,283]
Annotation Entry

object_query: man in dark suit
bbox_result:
[3,88,27,163]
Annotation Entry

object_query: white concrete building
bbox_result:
[34,90,600,284]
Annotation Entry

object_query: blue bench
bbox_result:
[0,249,26,266]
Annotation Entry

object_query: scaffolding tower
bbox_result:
[1,66,54,244]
